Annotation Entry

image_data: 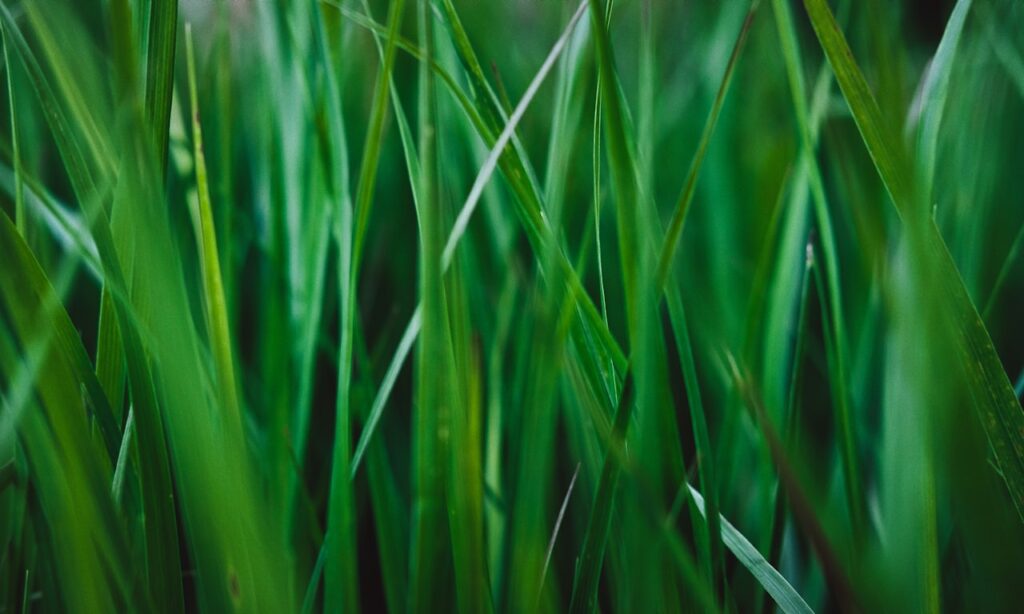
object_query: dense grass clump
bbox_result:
[2,0,1024,611]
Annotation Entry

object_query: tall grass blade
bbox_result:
[184,24,243,435]
[802,0,1024,522]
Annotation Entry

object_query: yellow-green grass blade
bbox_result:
[802,0,1024,522]
[184,24,244,451]
[0,211,120,460]
[0,213,138,610]
[0,11,185,609]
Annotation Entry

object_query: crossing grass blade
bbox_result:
[802,0,1024,522]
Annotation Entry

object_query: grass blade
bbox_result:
[687,483,813,614]
[184,24,243,435]
[802,0,1024,522]
[144,0,178,171]
[350,0,590,476]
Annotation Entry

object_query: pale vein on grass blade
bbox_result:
[350,0,588,477]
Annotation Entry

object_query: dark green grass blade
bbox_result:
[571,2,762,609]
[775,0,866,538]
[315,0,367,608]
[665,285,721,586]
[655,0,762,290]
[350,0,405,268]
[144,0,178,171]
[1,25,24,236]
[410,0,450,609]
[914,0,973,203]
[568,370,635,614]
[350,0,592,476]
[802,0,1024,522]
[726,354,860,610]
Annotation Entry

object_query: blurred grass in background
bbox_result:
[1,0,1024,611]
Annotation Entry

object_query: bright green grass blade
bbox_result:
[288,1,337,537]
[800,0,914,212]
[570,2,763,608]
[1,7,186,609]
[184,24,243,436]
[0,212,138,610]
[687,483,813,614]
[879,236,943,614]
[445,280,491,613]
[0,4,102,209]
[540,462,581,598]
[802,0,1024,522]
[111,408,135,504]
[300,538,328,614]
[435,0,625,368]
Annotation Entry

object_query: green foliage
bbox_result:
[2,0,1024,611]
